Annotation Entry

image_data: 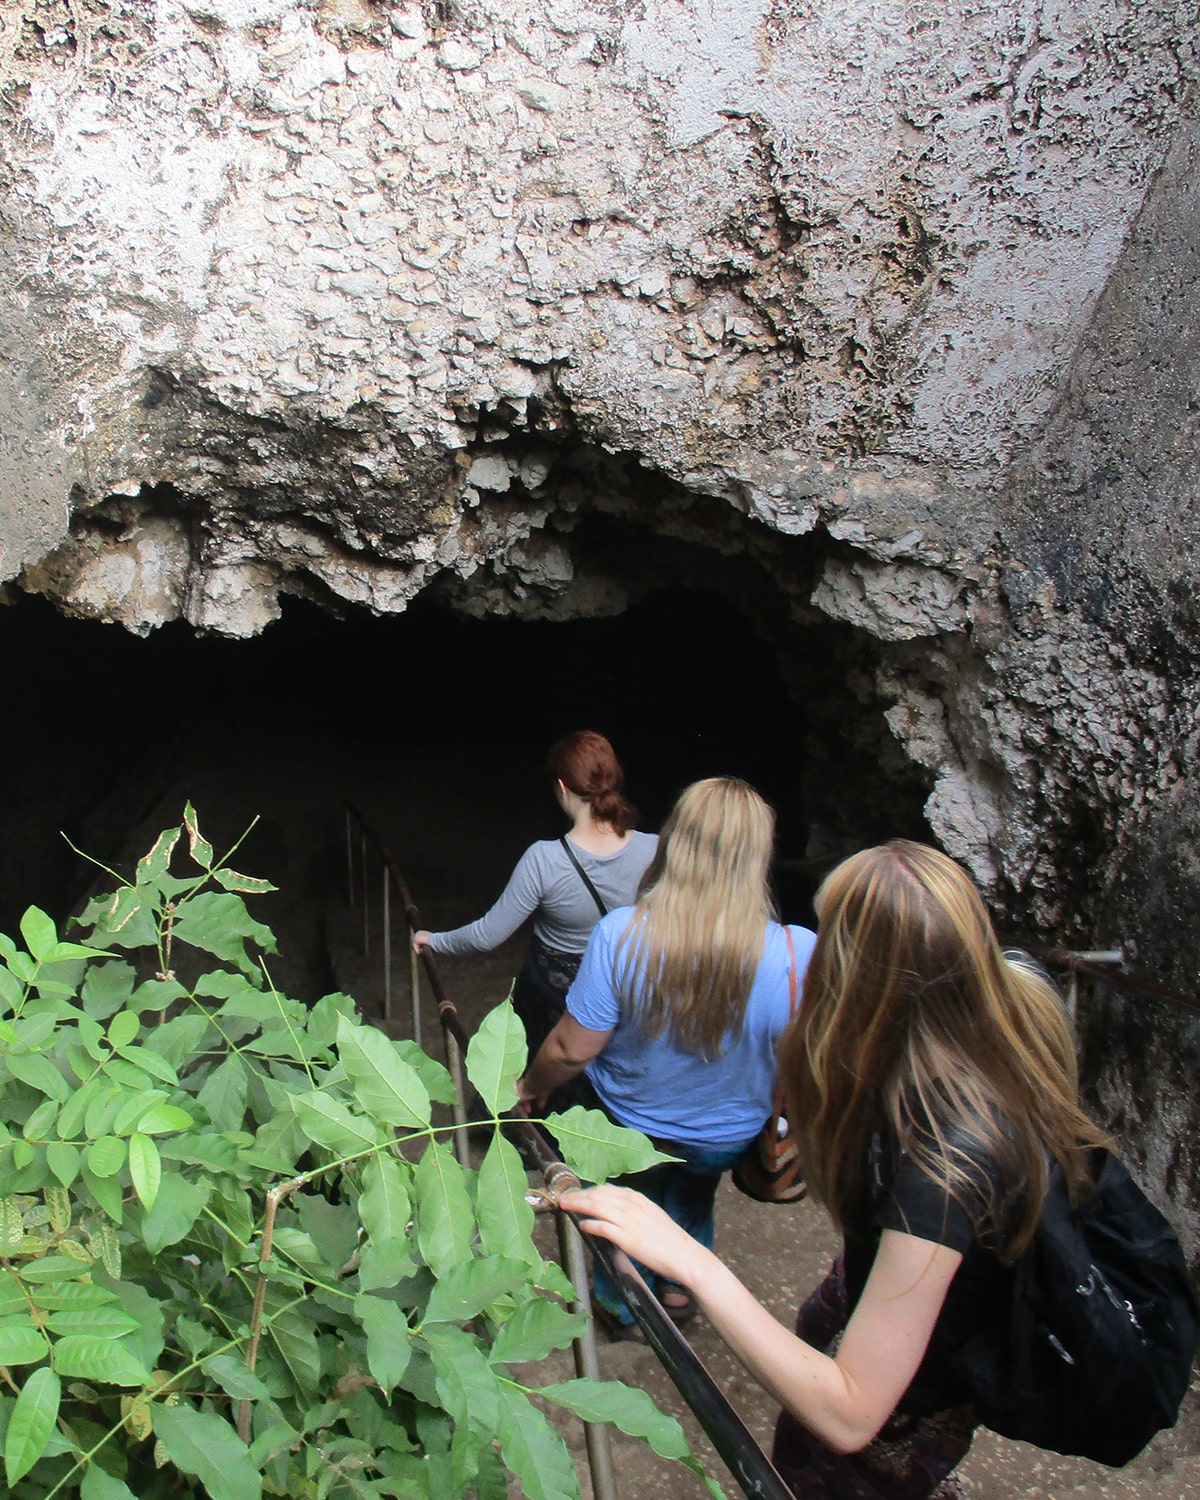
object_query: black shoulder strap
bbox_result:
[559,836,608,918]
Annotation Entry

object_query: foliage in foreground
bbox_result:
[0,807,721,1500]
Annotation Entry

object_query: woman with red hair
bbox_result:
[414,731,657,1069]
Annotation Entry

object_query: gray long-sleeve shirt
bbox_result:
[426,831,658,958]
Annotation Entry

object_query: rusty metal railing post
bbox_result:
[360,830,369,957]
[550,1168,617,1500]
[383,866,393,1024]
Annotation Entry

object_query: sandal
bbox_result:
[592,1302,648,1344]
[658,1279,698,1325]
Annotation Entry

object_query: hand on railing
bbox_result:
[411,930,433,955]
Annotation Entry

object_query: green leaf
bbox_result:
[335,1014,431,1129]
[264,1290,320,1399]
[128,978,188,1015]
[80,1464,139,1500]
[81,961,137,1021]
[413,1140,473,1279]
[23,1098,59,1142]
[490,1298,589,1366]
[6,1052,69,1103]
[544,1106,678,1180]
[44,1184,71,1233]
[475,1134,539,1268]
[45,1307,139,1338]
[27,1283,115,1310]
[19,909,57,964]
[423,1256,527,1326]
[5,1365,60,1484]
[0,1319,48,1365]
[135,825,181,886]
[18,1255,90,1283]
[201,1353,272,1403]
[51,1335,149,1386]
[83,1086,124,1141]
[112,1090,167,1137]
[133,1104,192,1135]
[140,1012,207,1068]
[539,1376,690,1458]
[128,1134,161,1210]
[106,1011,139,1050]
[153,1402,263,1500]
[46,1142,81,1188]
[357,1153,412,1253]
[170,892,277,977]
[86,1135,127,1179]
[393,1039,457,1105]
[495,1382,579,1500]
[196,1055,249,1132]
[184,804,213,868]
[111,1046,179,1086]
[104,1278,164,1372]
[425,1324,502,1440]
[355,1294,412,1393]
[293,1091,381,1157]
[465,1000,526,1115]
[141,1175,209,1254]
[294,1195,358,1271]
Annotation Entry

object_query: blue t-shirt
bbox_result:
[567,908,817,1148]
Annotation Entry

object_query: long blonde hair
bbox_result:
[780,840,1105,1259]
[614,777,775,1057]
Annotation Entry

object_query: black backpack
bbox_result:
[950,1147,1198,1467]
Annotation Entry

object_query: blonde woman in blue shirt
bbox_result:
[521,776,816,1336]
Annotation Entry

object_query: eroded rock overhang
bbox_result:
[1,0,1198,968]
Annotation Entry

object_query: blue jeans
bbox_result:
[592,1138,749,1325]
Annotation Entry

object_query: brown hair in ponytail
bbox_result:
[548,731,636,835]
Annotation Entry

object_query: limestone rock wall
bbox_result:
[1,0,1199,990]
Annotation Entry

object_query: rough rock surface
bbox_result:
[2,2,1200,1213]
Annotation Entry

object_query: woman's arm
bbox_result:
[561,1184,960,1454]
[519,1014,612,1108]
[413,847,546,957]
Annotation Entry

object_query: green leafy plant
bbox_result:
[0,806,720,1499]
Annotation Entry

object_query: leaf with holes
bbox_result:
[4,1365,60,1485]
[465,1000,526,1115]
[135,826,181,886]
[183,803,213,869]
[335,1014,431,1130]
[0,1198,23,1253]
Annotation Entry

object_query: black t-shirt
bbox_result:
[842,1133,1015,1416]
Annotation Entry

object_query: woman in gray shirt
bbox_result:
[413,731,657,1069]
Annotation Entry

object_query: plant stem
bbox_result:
[239,1174,305,1440]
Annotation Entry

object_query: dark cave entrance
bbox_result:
[0,583,933,988]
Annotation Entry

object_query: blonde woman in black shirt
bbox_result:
[563,840,1104,1499]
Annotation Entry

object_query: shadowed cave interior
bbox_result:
[0,583,933,985]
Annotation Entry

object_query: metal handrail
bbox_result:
[342,800,792,1500]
